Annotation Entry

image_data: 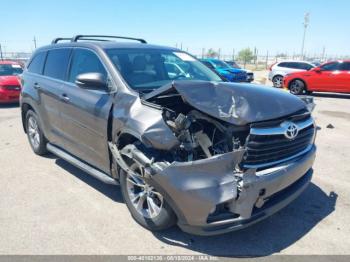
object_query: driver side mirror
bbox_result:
[313,67,322,73]
[75,73,108,90]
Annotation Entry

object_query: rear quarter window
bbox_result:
[27,52,47,74]
[43,48,71,80]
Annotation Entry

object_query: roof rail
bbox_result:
[71,35,147,44]
[51,38,72,44]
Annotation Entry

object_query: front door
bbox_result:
[58,48,113,173]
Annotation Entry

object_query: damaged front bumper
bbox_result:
[151,145,316,236]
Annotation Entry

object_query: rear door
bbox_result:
[41,48,72,146]
[58,48,113,173]
[337,62,350,92]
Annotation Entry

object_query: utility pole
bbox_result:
[254,47,257,69]
[33,36,37,49]
[0,44,3,61]
[232,48,235,61]
[322,46,326,62]
[300,12,310,59]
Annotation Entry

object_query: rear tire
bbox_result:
[289,79,306,95]
[120,162,176,231]
[25,110,48,155]
[272,75,283,88]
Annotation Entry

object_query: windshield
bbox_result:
[210,60,230,69]
[229,61,240,69]
[106,49,222,91]
[0,64,23,76]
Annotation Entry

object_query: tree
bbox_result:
[238,48,254,68]
[206,48,218,58]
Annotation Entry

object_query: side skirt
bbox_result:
[47,143,118,185]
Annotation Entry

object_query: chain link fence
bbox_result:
[1,50,350,71]
[0,52,32,65]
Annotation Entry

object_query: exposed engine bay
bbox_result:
[163,108,247,162]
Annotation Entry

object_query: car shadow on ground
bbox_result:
[0,102,19,109]
[52,158,337,256]
[312,92,350,99]
[152,183,337,257]
[55,158,123,203]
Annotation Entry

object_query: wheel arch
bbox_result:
[288,78,308,91]
[21,103,35,133]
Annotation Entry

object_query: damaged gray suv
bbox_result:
[20,35,316,235]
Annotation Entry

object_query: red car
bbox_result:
[284,60,350,95]
[0,60,23,103]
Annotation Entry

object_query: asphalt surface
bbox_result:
[0,91,349,256]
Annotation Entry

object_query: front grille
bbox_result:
[243,117,315,168]
[3,85,21,91]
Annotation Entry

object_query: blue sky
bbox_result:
[1,0,349,56]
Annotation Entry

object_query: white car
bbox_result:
[268,61,315,88]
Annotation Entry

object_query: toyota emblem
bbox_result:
[284,122,299,140]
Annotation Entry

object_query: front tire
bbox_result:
[120,162,176,231]
[26,110,48,155]
[272,75,283,88]
[289,79,306,95]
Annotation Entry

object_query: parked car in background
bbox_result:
[269,61,315,88]
[284,60,350,95]
[0,61,23,103]
[200,58,247,82]
[225,60,254,82]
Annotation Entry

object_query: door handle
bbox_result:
[60,93,70,102]
[34,83,41,90]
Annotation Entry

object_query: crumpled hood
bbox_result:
[145,81,306,126]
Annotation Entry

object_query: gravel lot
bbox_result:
[0,90,349,256]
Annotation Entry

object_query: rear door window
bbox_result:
[68,49,107,83]
[297,63,314,70]
[27,52,47,74]
[278,62,293,68]
[43,48,71,80]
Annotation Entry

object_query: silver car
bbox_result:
[269,61,314,88]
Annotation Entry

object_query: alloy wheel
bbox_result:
[126,163,164,219]
[28,116,40,150]
[290,80,304,95]
[273,76,283,88]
